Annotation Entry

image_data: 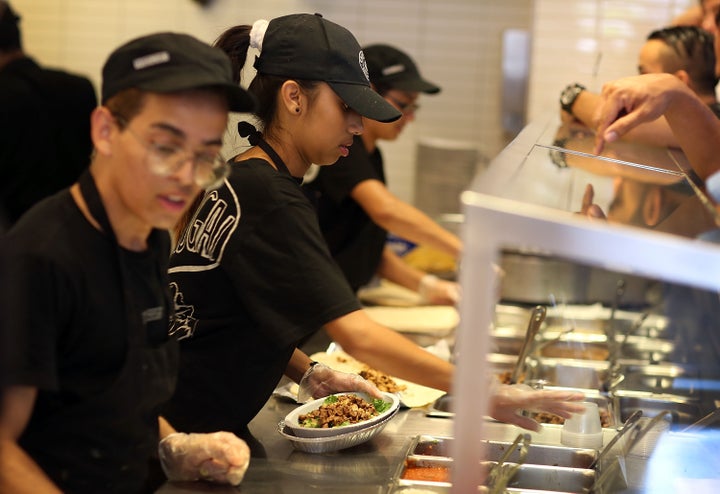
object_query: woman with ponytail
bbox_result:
[163,13,584,437]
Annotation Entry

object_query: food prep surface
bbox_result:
[157,394,454,493]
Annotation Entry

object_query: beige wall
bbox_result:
[529,0,693,120]
[11,0,692,206]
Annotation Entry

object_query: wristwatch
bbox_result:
[560,83,586,115]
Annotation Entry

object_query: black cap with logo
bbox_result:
[101,32,256,113]
[254,13,401,123]
[363,44,440,94]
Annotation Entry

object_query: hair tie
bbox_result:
[249,19,269,51]
[237,121,261,146]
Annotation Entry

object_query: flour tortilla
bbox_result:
[357,280,422,307]
[362,305,458,335]
[309,350,446,408]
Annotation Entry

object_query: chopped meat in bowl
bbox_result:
[284,392,400,438]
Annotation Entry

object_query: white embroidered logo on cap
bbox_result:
[358,51,369,82]
[382,64,406,76]
[133,51,170,70]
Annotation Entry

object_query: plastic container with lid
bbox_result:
[561,401,603,449]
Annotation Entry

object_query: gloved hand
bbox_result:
[489,384,586,432]
[297,362,383,403]
[159,431,250,486]
[418,274,461,305]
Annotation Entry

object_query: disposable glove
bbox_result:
[489,383,586,432]
[159,431,250,486]
[297,362,383,403]
[418,274,461,305]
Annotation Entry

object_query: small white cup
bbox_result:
[561,401,603,449]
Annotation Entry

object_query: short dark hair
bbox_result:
[0,1,21,51]
[647,25,718,95]
[103,88,147,128]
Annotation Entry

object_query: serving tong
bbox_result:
[510,306,546,385]
[591,409,673,493]
[485,433,531,494]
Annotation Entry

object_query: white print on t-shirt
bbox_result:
[168,282,198,340]
[170,184,241,274]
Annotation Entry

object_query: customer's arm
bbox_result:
[568,89,680,148]
[0,386,62,493]
[351,179,462,259]
[594,73,720,180]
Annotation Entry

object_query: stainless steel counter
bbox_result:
[156,394,453,493]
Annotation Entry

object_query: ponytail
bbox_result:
[213,25,252,85]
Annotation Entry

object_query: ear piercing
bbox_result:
[295,107,301,113]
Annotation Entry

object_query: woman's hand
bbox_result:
[418,274,461,305]
[577,184,607,219]
[489,384,585,432]
[297,362,383,403]
[159,431,250,486]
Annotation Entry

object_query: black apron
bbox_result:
[20,170,178,494]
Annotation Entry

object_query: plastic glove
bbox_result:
[159,431,250,486]
[297,362,383,403]
[418,274,461,305]
[489,384,585,432]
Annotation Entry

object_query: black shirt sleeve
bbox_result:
[225,182,361,341]
[314,135,382,204]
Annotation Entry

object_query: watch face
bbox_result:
[561,86,578,105]
[561,84,584,111]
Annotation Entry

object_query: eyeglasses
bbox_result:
[112,113,229,189]
[385,95,420,115]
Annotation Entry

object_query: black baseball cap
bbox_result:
[254,13,401,123]
[363,44,441,94]
[102,32,256,113]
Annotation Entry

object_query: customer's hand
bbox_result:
[489,384,585,432]
[577,184,607,219]
[159,431,250,486]
[418,274,461,305]
[297,362,383,403]
[593,73,689,154]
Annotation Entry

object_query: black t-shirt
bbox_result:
[0,190,177,494]
[163,158,360,434]
[0,57,96,227]
[303,135,388,291]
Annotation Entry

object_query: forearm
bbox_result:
[569,90,599,128]
[0,439,62,494]
[595,74,720,168]
[159,416,177,440]
[324,310,454,392]
[572,91,680,148]
[663,92,720,180]
[376,246,425,292]
[283,348,313,383]
[377,200,462,259]
[352,180,462,258]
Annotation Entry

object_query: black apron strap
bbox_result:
[77,169,171,345]
[256,138,304,185]
[78,169,115,240]
[237,121,303,184]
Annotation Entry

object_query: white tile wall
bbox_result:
[529,0,694,118]
[10,0,695,205]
